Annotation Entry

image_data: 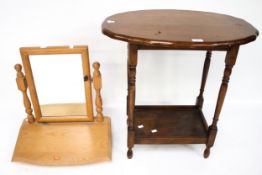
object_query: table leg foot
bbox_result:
[127,149,133,159]
[203,147,210,158]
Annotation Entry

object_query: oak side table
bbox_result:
[102,10,258,158]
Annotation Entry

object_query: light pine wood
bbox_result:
[12,117,112,165]
[14,46,112,165]
[41,103,87,116]
[20,51,42,121]
[39,103,90,123]
[93,62,104,122]
[15,64,35,123]
[81,47,94,121]
[19,45,90,55]
[19,46,94,122]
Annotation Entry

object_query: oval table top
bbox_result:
[102,10,258,49]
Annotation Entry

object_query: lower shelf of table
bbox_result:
[133,105,208,144]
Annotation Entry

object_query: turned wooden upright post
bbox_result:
[204,46,239,158]
[15,64,35,123]
[93,62,104,122]
[196,51,212,109]
[127,44,138,159]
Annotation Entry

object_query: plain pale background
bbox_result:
[1,0,262,174]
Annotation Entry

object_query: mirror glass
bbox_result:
[29,54,87,117]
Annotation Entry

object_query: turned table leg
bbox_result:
[127,44,138,159]
[196,51,212,109]
[204,46,239,158]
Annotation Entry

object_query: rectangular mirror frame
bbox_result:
[20,46,94,122]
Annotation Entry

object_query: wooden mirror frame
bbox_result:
[20,46,94,122]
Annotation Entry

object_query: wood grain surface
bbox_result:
[19,46,94,122]
[102,10,259,159]
[102,10,258,49]
[12,103,111,165]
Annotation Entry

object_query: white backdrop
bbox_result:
[1,0,262,175]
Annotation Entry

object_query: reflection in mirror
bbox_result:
[29,54,87,117]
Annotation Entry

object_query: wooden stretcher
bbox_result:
[12,46,111,165]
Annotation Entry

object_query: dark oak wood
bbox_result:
[196,51,212,109]
[102,10,258,50]
[134,105,208,144]
[102,10,259,159]
[127,44,138,158]
[204,46,239,158]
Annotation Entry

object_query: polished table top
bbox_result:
[102,10,258,49]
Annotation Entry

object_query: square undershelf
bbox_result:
[134,105,208,144]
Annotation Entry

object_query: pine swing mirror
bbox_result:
[19,46,94,122]
[13,46,111,165]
